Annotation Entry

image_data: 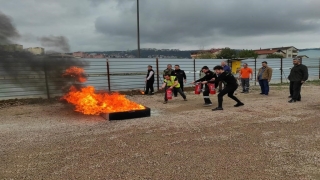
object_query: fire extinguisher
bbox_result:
[194,83,201,94]
[208,83,216,94]
[166,88,173,100]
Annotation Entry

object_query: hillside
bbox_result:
[87,49,196,58]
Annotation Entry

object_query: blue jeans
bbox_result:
[259,79,269,95]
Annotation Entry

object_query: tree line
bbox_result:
[197,48,284,59]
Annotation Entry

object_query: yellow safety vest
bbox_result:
[164,76,180,88]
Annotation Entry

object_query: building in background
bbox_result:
[25,47,45,55]
[0,44,23,52]
[73,51,87,58]
[256,46,298,58]
[73,51,106,58]
[254,49,286,58]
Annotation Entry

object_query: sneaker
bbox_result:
[212,107,223,111]
[288,99,296,103]
[234,102,244,107]
[163,101,167,104]
[203,103,213,107]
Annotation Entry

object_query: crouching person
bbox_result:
[160,74,187,104]
[206,65,244,111]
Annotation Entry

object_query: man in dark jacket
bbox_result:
[288,58,308,103]
[218,61,232,92]
[172,65,187,96]
[144,65,154,95]
[191,66,217,106]
[205,65,244,111]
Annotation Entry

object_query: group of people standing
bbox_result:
[144,57,309,110]
[144,64,187,103]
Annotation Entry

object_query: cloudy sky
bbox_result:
[1,0,320,52]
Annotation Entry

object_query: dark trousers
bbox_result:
[290,81,302,100]
[241,78,250,92]
[203,84,212,104]
[173,81,184,96]
[258,79,269,95]
[217,85,241,108]
[218,81,226,91]
[145,80,154,94]
[164,87,186,101]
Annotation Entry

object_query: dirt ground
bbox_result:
[1,85,320,180]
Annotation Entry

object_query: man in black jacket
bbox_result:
[288,58,308,103]
[144,65,154,95]
[204,65,244,111]
[172,65,187,96]
[191,66,217,106]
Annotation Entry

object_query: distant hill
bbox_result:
[298,48,320,51]
[85,48,320,58]
[86,49,196,58]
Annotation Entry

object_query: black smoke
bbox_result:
[40,35,70,53]
[0,12,19,44]
[0,11,88,97]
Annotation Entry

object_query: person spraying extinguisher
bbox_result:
[160,74,187,104]
[191,66,217,107]
[206,65,244,111]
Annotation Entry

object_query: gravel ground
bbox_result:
[1,85,320,180]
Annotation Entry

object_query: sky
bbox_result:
[1,0,320,52]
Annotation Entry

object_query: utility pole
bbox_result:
[137,0,140,58]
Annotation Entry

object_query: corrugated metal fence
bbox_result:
[0,57,319,100]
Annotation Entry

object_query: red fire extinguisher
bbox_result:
[194,83,201,94]
[208,83,216,94]
[166,88,173,100]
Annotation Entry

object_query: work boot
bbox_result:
[212,107,223,111]
[203,103,212,107]
[234,102,244,107]
[288,99,296,103]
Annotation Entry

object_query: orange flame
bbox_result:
[62,66,87,83]
[62,67,145,115]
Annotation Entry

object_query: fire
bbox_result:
[62,66,87,83]
[62,67,145,115]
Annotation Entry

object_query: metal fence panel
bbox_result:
[303,58,319,80]
[0,57,319,100]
